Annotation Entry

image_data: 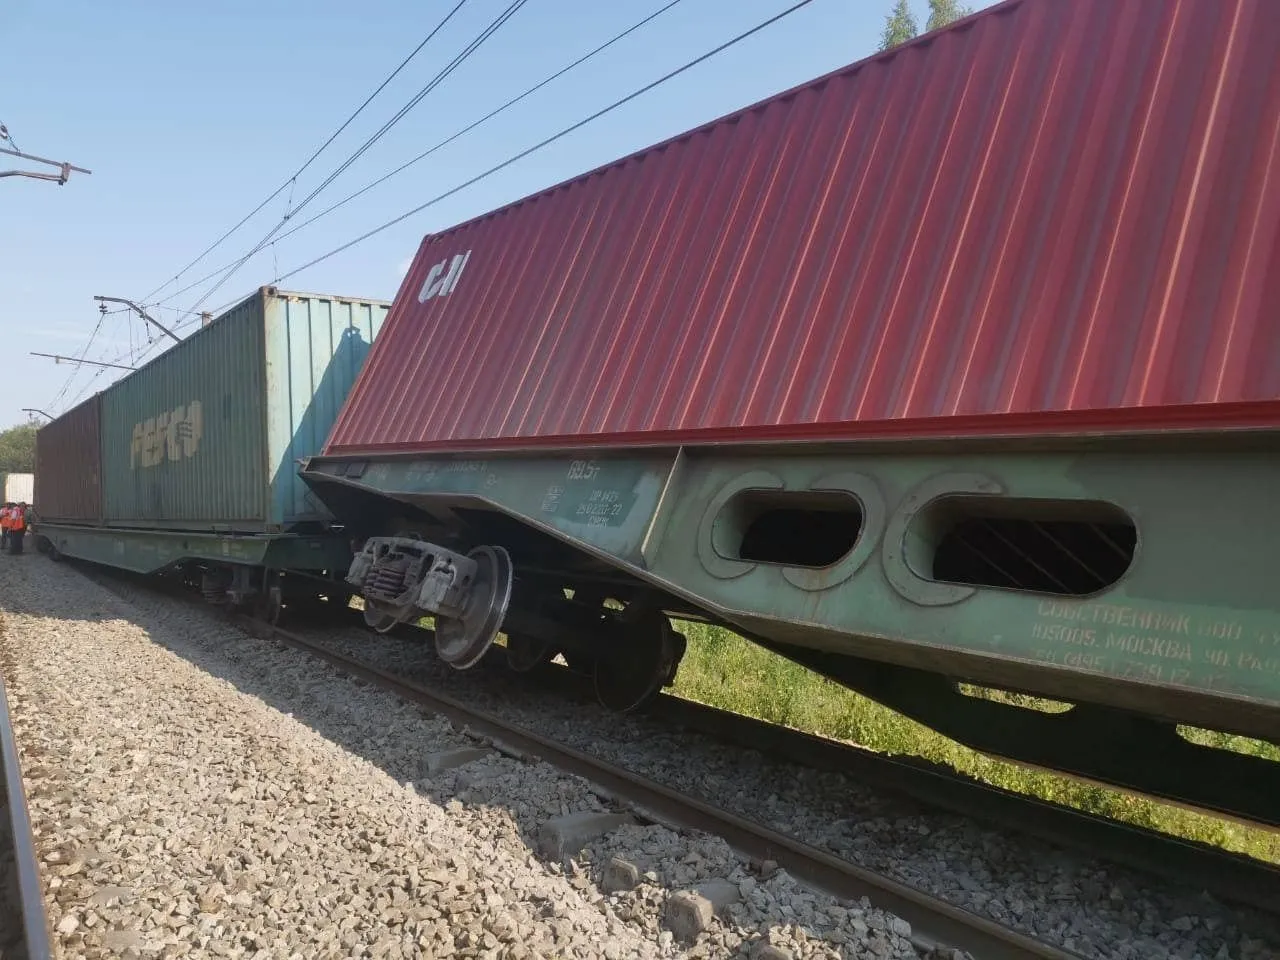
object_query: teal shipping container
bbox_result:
[100,286,389,531]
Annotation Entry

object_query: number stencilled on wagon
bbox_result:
[540,485,628,527]
[131,401,204,469]
[573,488,626,526]
[443,460,488,474]
[567,460,600,482]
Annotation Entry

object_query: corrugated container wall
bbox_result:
[326,0,1280,455]
[265,293,388,525]
[3,474,35,504]
[101,287,388,530]
[34,396,102,522]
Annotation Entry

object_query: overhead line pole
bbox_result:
[30,352,136,371]
[21,409,53,421]
[92,296,181,342]
[0,145,91,184]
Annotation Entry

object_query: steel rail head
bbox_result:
[640,690,1280,918]
[0,668,52,960]
[243,614,1083,960]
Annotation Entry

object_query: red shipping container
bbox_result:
[326,0,1280,456]
[35,395,103,522]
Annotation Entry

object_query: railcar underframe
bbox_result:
[299,428,1280,830]
[31,523,355,624]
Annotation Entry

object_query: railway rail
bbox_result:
[284,602,1280,920]
[235,610,1078,960]
[77,562,1280,957]
[0,663,51,960]
[538,668,1280,919]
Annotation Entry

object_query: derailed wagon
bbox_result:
[34,286,390,618]
[300,0,1280,828]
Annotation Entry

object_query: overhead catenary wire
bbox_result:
[63,0,817,392]
[176,0,530,325]
[137,0,471,304]
[61,310,146,410]
[62,368,107,412]
[79,288,263,388]
[272,0,818,286]
[46,305,118,411]
[148,0,691,311]
[290,0,531,225]
[56,2,477,412]
[0,119,19,152]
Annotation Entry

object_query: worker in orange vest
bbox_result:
[7,503,26,555]
[0,503,11,553]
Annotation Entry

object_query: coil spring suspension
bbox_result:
[200,572,228,604]
[368,558,410,601]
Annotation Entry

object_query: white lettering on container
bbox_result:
[131,401,204,469]
[417,250,472,302]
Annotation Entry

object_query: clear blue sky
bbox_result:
[1,0,995,426]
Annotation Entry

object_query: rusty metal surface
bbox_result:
[34,395,102,522]
[327,0,1280,455]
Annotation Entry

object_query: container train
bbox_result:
[34,287,390,617]
[34,0,1280,829]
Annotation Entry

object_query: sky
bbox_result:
[1,0,997,427]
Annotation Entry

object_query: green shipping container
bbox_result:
[101,286,390,531]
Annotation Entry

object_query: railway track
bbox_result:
[0,663,51,960]
[542,670,1280,918]
[236,611,1078,960]
[297,607,1280,920]
[74,563,1280,958]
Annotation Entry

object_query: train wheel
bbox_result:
[261,588,283,626]
[562,652,596,676]
[593,610,681,713]
[435,545,513,670]
[256,573,284,626]
[505,633,552,673]
[363,602,401,635]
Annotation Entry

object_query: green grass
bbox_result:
[669,620,1280,864]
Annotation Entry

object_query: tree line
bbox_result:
[0,423,36,473]
[879,0,974,51]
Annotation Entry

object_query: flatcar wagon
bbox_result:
[33,286,390,619]
[297,0,1280,829]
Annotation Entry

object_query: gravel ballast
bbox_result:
[283,616,1280,960]
[1,556,934,959]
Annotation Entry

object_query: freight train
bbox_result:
[33,0,1280,830]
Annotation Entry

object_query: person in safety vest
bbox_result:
[7,503,27,555]
[0,503,11,553]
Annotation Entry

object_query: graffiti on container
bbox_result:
[417,250,471,302]
[131,401,204,469]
